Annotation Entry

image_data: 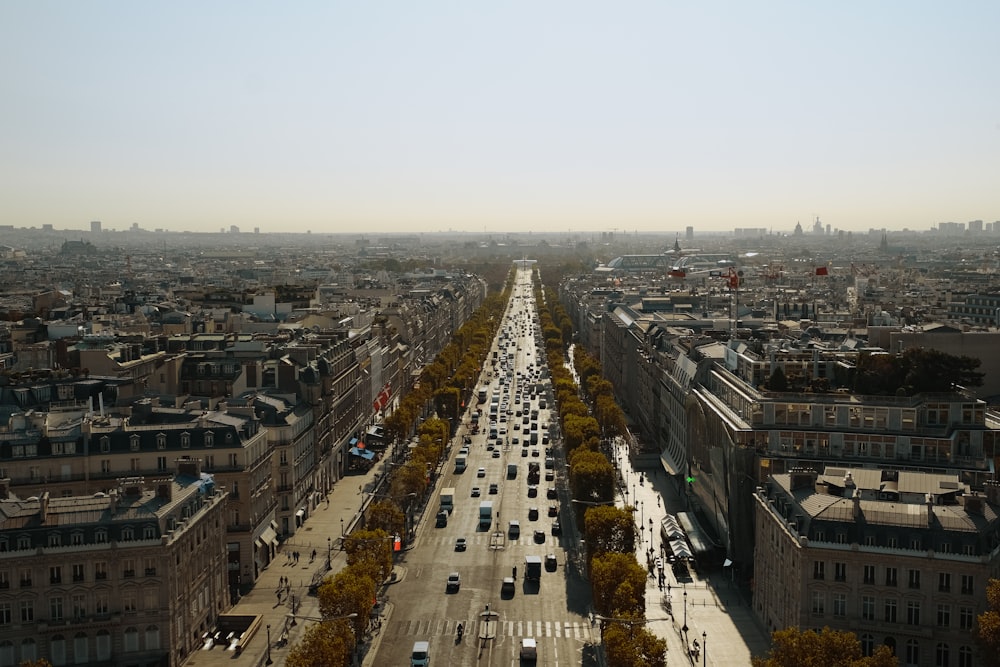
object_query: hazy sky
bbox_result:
[2,2,998,235]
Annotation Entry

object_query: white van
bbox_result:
[410,640,430,666]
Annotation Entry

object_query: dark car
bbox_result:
[533,530,546,544]
[545,554,558,571]
[436,511,448,527]
[528,507,539,520]
[551,520,561,536]
[546,487,558,500]
[548,504,558,517]
[527,485,538,498]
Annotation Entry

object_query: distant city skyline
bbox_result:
[2,2,998,234]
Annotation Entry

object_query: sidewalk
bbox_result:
[187,456,400,667]
[610,438,771,665]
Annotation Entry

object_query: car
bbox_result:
[486,442,495,451]
[447,572,461,592]
[548,504,559,517]
[410,640,430,667]
[489,483,499,494]
[545,470,555,482]
[471,487,481,497]
[492,450,500,458]
[455,538,467,552]
[512,437,519,444]
[542,435,550,445]
[459,446,469,456]
[477,467,486,478]
[551,520,562,536]
[528,507,539,520]
[531,449,540,457]
[520,637,538,662]
[521,448,528,457]
[545,554,558,571]
[533,530,546,543]
[436,511,448,527]
[546,487,558,499]
[527,485,538,498]
[514,422,520,430]
[501,577,516,597]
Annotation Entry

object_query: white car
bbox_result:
[477,467,486,478]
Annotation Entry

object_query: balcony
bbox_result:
[144,568,157,576]
[123,570,135,578]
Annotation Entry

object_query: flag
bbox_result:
[815,266,828,276]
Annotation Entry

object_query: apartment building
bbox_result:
[753,467,997,667]
[0,461,229,667]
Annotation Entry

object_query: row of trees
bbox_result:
[532,271,665,667]
[286,270,520,666]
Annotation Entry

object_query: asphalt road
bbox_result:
[373,269,598,666]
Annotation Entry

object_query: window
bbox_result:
[833,593,847,617]
[144,588,158,611]
[813,561,825,580]
[122,558,135,578]
[124,626,139,652]
[886,567,898,587]
[888,536,899,548]
[101,459,111,473]
[0,602,10,625]
[48,533,61,548]
[862,596,876,621]
[864,565,876,584]
[228,453,239,467]
[835,562,847,582]
[72,564,84,582]
[100,436,110,453]
[909,569,921,589]
[860,634,875,658]
[205,454,215,469]
[937,604,951,627]
[130,457,140,472]
[130,435,140,451]
[204,431,214,447]
[959,607,974,630]
[49,566,61,584]
[95,593,109,616]
[121,526,134,541]
[180,432,191,448]
[19,568,32,587]
[939,572,951,592]
[72,594,86,619]
[885,598,898,623]
[70,532,83,545]
[94,561,107,580]
[144,557,156,576]
[156,456,167,471]
[905,639,920,666]
[907,600,921,625]
[20,600,34,623]
[123,591,137,613]
[811,591,825,615]
[961,574,974,594]
[144,525,156,540]
[959,645,974,667]
[50,596,64,621]
[910,536,922,550]
[95,529,107,544]
[0,570,7,590]
[157,433,166,449]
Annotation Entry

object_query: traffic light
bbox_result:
[686,476,696,484]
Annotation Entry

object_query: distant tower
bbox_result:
[794,221,803,236]
[90,220,102,233]
[674,235,682,253]
[685,226,694,241]
[880,231,889,253]
[812,216,823,234]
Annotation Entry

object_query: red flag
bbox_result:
[815,266,828,276]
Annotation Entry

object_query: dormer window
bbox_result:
[180,433,190,449]
[95,530,107,544]
[204,432,214,448]
[130,435,141,452]
[143,526,156,540]
[70,532,84,546]
[48,533,62,547]
[17,536,31,550]
[100,436,110,453]
[156,434,167,450]
[121,527,134,541]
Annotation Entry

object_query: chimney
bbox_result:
[39,490,50,524]
[0,478,9,500]
[109,488,119,514]
[965,493,984,516]
[852,488,862,519]
[984,480,1000,506]
[926,493,934,526]
[844,472,855,489]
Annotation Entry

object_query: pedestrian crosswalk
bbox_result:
[390,617,595,641]
[428,532,561,548]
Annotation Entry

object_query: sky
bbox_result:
[2,2,998,235]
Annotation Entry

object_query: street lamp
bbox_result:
[265,624,273,665]
[682,590,688,637]
[327,537,332,568]
[340,518,345,536]
[703,631,707,666]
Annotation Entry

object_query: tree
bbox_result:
[343,528,393,584]
[365,499,404,537]
[583,505,635,558]
[751,626,898,667]
[317,566,376,640]
[568,448,615,508]
[765,366,788,391]
[590,552,646,618]
[603,621,667,667]
[285,618,355,667]
[976,578,1000,667]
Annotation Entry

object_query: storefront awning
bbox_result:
[350,446,375,460]
[261,526,278,547]
[295,508,305,519]
[349,437,359,445]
